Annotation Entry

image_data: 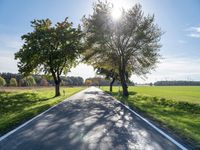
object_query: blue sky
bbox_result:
[0,0,200,83]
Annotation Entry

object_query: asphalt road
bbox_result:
[0,87,185,150]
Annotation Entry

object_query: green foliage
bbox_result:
[15,18,83,96]
[15,18,83,76]
[9,78,18,87]
[0,76,6,86]
[0,87,84,134]
[23,76,36,86]
[83,1,162,96]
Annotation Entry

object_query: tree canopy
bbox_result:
[15,18,83,96]
[83,1,162,96]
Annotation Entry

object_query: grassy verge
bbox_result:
[0,86,85,135]
[101,86,200,149]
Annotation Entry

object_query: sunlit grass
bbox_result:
[0,87,85,135]
[131,86,200,104]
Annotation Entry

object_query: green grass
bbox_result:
[102,86,200,104]
[0,87,84,135]
[101,86,200,149]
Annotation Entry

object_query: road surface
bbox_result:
[0,87,186,150]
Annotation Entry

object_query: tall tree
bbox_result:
[15,18,83,96]
[83,1,162,96]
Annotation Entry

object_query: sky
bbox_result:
[0,0,200,83]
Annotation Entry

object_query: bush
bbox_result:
[0,76,6,86]
[23,76,36,86]
[9,78,18,86]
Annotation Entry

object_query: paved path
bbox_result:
[0,87,185,150]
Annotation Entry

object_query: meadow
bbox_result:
[0,87,84,135]
[101,86,200,149]
[131,86,200,104]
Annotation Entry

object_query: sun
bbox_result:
[109,0,135,20]
[109,0,129,20]
[111,6,122,20]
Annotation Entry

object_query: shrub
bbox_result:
[23,76,36,86]
[0,76,6,86]
[10,78,18,86]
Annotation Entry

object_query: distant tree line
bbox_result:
[0,73,84,87]
[154,81,200,86]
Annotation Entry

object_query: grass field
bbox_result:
[0,87,84,135]
[131,86,200,104]
[101,86,200,149]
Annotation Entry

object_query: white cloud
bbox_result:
[188,33,200,38]
[187,26,200,38]
[194,27,200,32]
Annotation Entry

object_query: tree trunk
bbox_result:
[121,79,128,97]
[51,69,61,97]
[119,70,129,97]
[55,82,60,97]
[110,77,115,92]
